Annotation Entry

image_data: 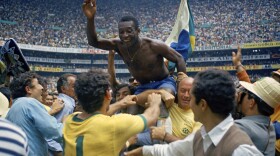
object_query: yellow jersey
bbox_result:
[63,112,146,156]
[271,105,280,152]
[169,104,202,139]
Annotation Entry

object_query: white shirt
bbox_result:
[54,93,75,122]
[143,115,263,156]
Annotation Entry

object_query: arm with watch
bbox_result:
[150,126,181,143]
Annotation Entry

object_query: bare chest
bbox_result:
[119,47,160,71]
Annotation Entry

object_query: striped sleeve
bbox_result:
[0,118,28,156]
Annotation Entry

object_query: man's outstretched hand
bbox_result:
[232,46,242,66]
[82,0,97,19]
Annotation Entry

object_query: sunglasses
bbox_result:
[238,87,266,105]
[237,87,252,104]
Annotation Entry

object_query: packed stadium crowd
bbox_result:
[1,0,280,155]
[1,58,280,155]
[0,0,279,48]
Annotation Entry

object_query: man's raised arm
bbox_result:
[82,0,117,50]
[154,42,186,74]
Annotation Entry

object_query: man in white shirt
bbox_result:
[48,73,77,156]
[125,69,263,156]
[55,73,77,122]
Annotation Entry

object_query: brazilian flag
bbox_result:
[165,0,195,70]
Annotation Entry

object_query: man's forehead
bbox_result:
[67,76,76,83]
[31,78,39,83]
[118,21,135,29]
[179,77,194,86]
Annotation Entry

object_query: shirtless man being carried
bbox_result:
[82,0,186,117]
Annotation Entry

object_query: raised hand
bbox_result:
[49,98,64,115]
[82,0,97,19]
[232,46,242,66]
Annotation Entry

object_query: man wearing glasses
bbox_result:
[235,77,280,155]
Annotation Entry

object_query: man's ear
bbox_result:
[199,99,208,112]
[25,86,32,95]
[249,98,256,109]
[61,86,66,92]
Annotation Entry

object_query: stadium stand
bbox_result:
[0,0,279,83]
[0,0,279,48]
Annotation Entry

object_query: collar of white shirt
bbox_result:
[200,114,234,152]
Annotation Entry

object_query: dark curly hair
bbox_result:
[75,68,110,114]
[192,68,236,118]
[119,16,139,29]
[114,83,135,95]
[9,71,41,99]
[38,77,48,87]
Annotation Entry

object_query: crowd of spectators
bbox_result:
[0,0,279,48]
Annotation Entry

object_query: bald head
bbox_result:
[177,77,194,110]
[178,77,194,86]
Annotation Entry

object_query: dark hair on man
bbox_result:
[9,71,41,99]
[192,68,236,117]
[246,90,274,116]
[114,83,135,95]
[38,77,47,87]
[110,83,135,103]
[75,68,110,114]
[57,73,76,93]
[119,16,139,29]
[38,77,48,92]
[49,91,58,96]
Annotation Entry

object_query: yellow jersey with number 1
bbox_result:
[63,112,147,156]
